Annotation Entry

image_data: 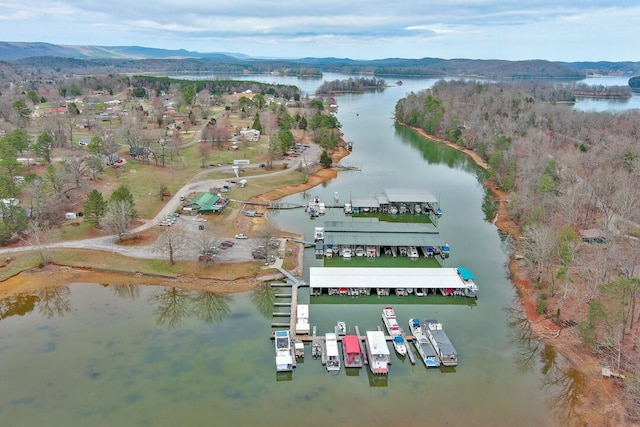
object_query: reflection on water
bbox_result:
[1,285,232,329]
[540,346,585,426]
[366,369,388,387]
[276,371,293,382]
[251,282,278,319]
[107,283,140,300]
[506,303,585,425]
[0,293,39,320]
[38,286,71,318]
[149,287,231,328]
[482,189,497,223]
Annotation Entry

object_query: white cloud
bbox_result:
[0,1,638,61]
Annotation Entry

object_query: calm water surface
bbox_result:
[0,73,620,426]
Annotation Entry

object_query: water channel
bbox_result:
[1,73,634,426]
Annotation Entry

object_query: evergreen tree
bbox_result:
[252,115,262,132]
[86,136,105,155]
[109,185,137,219]
[32,132,54,164]
[320,150,333,168]
[84,190,107,226]
[3,129,30,153]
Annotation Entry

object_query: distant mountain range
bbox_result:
[1,41,639,80]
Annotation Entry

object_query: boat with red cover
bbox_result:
[342,335,364,368]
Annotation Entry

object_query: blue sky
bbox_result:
[1,1,638,61]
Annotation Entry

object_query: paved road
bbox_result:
[0,142,322,263]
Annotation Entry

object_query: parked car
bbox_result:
[235,233,248,239]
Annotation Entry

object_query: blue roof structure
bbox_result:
[457,267,475,281]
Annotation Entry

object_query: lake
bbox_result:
[1,72,627,426]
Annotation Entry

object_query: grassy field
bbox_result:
[5,101,313,282]
[0,248,270,283]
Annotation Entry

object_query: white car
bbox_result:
[234,233,248,239]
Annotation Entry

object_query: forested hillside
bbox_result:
[395,79,640,421]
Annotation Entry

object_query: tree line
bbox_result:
[316,77,387,94]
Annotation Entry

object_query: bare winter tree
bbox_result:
[253,227,280,263]
[62,156,87,189]
[21,221,53,266]
[103,200,136,241]
[152,224,191,265]
[522,222,558,284]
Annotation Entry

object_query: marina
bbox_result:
[0,72,611,427]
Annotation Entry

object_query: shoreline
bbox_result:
[0,145,351,299]
[405,124,624,426]
[0,133,623,424]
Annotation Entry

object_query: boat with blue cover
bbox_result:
[408,318,440,367]
[457,267,478,297]
[274,330,294,372]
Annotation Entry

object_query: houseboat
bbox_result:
[423,318,458,367]
[274,330,294,372]
[324,332,341,372]
[408,318,440,367]
[365,330,391,375]
[296,304,310,335]
[342,335,364,368]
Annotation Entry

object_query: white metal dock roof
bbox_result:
[309,267,468,290]
[366,331,390,355]
[383,188,439,204]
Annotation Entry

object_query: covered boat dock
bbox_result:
[322,218,449,260]
[350,188,441,215]
[309,267,478,298]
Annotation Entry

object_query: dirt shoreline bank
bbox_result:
[407,125,624,426]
